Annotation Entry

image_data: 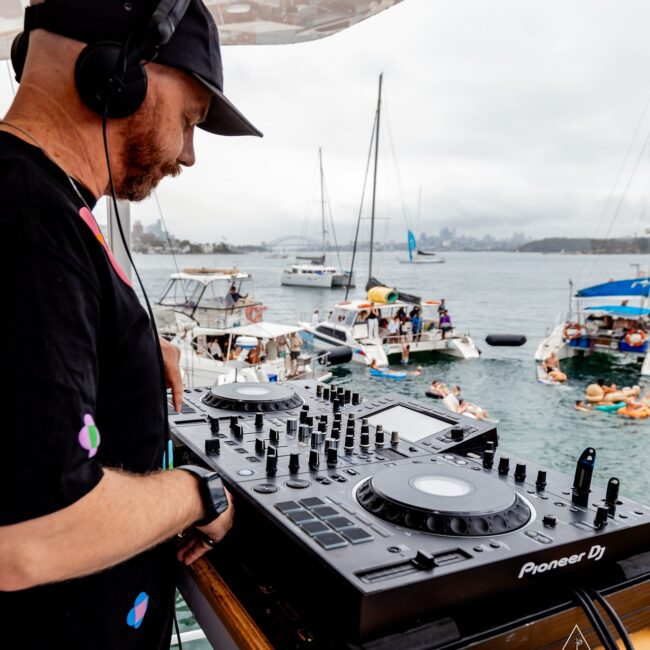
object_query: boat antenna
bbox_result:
[368,72,383,281]
[345,109,378,300]
[322,170,344,270]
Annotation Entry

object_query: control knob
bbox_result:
[360,431,370,451]
[594,506,609,529]
[208,417,219,435]
[270,428,280,445]
[266,447,278,476]
[514,463,527,482]
[375,425,385,447]
[498,456,510,475]
[482,449,494,469]
[254,413,264,430]
[344,433,355,452]
[536,470,547,491]
[255,438,266,455]
[391,431,399,446]
[542,514,556,528]
[450,426,464,442]
[286,418,298,435]
[306,449,319,469]
[289,453,300,473]
[327,446,338,468]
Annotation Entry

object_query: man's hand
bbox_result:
[159,337,183,412]
[176,489,235,565]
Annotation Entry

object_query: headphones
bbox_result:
[11,0,190,119]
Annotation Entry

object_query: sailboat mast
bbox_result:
[319,147,326,259]
[368,73,382,281]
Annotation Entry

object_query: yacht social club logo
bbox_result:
[126,592,149,629]
[77,414,101,458]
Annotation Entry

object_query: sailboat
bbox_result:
[300,74,479,366]
[398,229,445,264]
[281,148,355,288]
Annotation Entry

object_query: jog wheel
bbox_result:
[356,463,531,536]
[202,382,303,412]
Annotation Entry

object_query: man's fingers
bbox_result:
[170,370,183,413]
[178,538,211,565]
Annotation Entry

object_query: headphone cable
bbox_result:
[572,587,618,649]
[587,588,634,650]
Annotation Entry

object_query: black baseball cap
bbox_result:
[22,0,262,137]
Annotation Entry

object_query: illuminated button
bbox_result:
[237,469,254,476]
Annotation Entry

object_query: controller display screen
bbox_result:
[367,406,452,442]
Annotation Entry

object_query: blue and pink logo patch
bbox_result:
[126,592,149,629]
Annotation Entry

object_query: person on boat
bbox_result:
[225,284,246,307]
[378,317,390,339]
[410,307,422,340]
[387,314,401,341]
[438,298,446,315]
[288,331,303,375]
[208,337,224,361]
[366,302,380,339]
[0,3,262,645]
[439,310,453,339]
[310,309,320,328]
[575,400,593,412]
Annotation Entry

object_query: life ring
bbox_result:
[425,300,441,305]
[245,304,265,323]
[563,323,581,341]
[358,303,372,309]
[624,330,647,347]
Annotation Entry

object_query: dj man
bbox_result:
[0,1,261,648]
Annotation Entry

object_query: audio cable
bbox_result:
[571,587,619,650]
[587,588,634,650]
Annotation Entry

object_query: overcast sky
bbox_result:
[5,0,650,245]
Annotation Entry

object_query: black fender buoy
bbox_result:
[485,334,527,347]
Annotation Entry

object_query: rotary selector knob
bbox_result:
[391,431,399,446]
[289,453,300,473]
[318,419,327,433]
[536,470,547,490]
[299,424,310,442]
[255,438,266,455]
[322,387,330,401]
[286,418,298,435]
[332,398,341,412]
[311,432,324,448]
[514,463,527,482]
[498,456,510,476]
[542,514,557,528]
[334,412,342,423]
[344,433,355,452]
[450,426,464,442]
[375,426,385,447]
[344,389,352,403]
[594,506,609,529]
[605,477,620,508]
[309,449,320,470]
[360,432,370,451]
[316,384,323,397]
[331,426,340,440]
[352,392,361,405]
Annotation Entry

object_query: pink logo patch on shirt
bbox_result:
[78,413,101,458]
[77,207,132,287]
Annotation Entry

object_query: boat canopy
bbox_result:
[576,278,650,298]
[585,305,650,317]
[226,322,303,339]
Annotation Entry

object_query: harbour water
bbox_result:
[138,250,650,648]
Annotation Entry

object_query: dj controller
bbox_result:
[170,381,650,644]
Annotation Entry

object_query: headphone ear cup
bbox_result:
[74,41,148,119]
[10,31,29,83]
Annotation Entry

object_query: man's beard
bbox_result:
[115,117,182,202]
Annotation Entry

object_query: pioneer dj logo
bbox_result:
[517,544,606,579]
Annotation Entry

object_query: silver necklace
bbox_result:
[0,119,94,212]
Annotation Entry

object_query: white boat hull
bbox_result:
[281,272,333,288]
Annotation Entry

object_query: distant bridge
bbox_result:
[266,235,323,251]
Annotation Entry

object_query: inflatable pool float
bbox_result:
[370,368,406,380]
[617,405,650,419]
[536,365,562,385]
[594,402,626,413]
[425,390,444,399]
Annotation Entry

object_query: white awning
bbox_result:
[0,1,403,60]
[227,322,302,339]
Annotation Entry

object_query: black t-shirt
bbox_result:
[0,133,174,649]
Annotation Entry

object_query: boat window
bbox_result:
[316,325,346,342]
[159,279,203,307]
[345,311,357,327]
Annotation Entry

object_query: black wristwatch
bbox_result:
[178,465,229,526]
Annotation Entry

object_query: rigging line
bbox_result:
[578,88,650,283]
[383,94,412,231]
[322,173,343,270]
[345,111,378,301]
[153,188,187,302]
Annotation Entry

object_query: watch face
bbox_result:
[206,474,229,516]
